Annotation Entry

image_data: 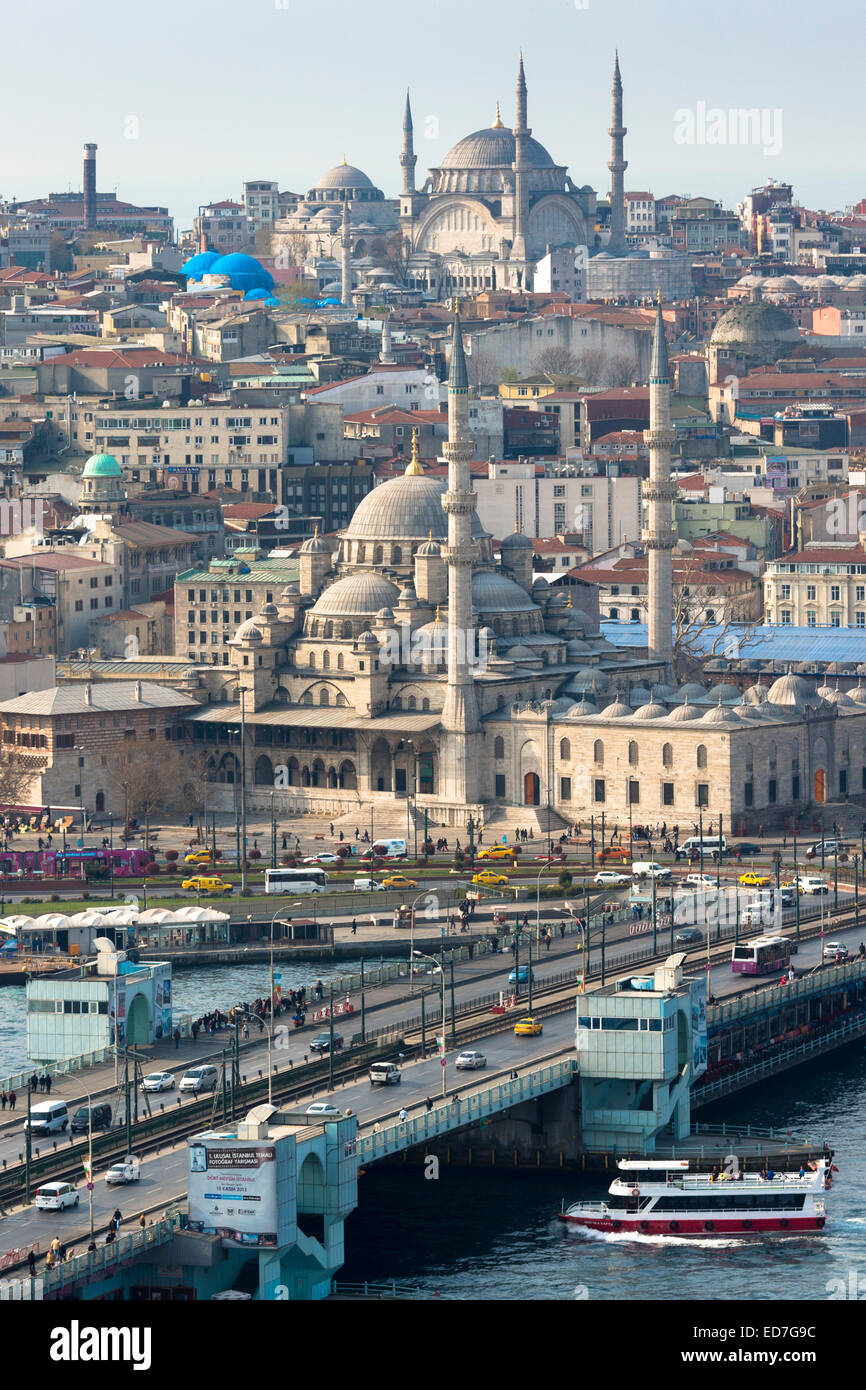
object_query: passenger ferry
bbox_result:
[559,1158,832,1236]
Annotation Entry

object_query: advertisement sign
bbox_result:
[689,976,708,1079]
[187,1140,279,1247]
[764,457,788,491]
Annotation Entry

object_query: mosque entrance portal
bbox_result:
[524,772,540,806]
[814,769,826,803]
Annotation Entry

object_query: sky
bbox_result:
[2,0,864,234]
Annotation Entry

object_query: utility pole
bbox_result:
[240,689,248,896]
[420,989,426,1055]
[652,872,657,955]
[25,1084,32,1205]
[716,813,723,893]
[527,936,533,1012]
[450,953,456,1045]
[360,959,366,1043]
[328,982,335,1090]
[124,1049,132,1155]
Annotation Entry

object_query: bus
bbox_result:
[264,867,328,895]
[731,935,792,976]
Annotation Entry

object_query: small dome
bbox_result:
[706,682,741,704]
[763,274,800,294]
[566,638,591,658]
[500,529,533,550]
[473,571,539,614]
[208,252,274,292]
[710,300,800,348]
[507,644,536,661]
[234,618,263,643]
[565,698,598,717]
[848,681,866,705]
[666,699,702,722]
[261,602,278,619]
[732,702,763,721]
[767,671,819,708]
[677,681,709,702]
[817,683,855,707]
[632,701,668,720]
[375,607,395,622]
[356,630,379,649]
[628,686,653,707]
[83,452,122,478]
[651,682,677,701]
[417,536,441,556]
[599,697,631,718]
[301,530,329,554]
[532,576,550,591]
[310,573,399,617]
[701,702,734,724]
[743,682,770,705]
[181,250,221,278]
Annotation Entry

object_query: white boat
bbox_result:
[559,1157,833,1237]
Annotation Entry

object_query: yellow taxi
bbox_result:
[513,1016,543,1037]
[381,874,418,890]
[184,850,215,865]
[181,874,233,896]
[739,871,771,887]
[478,846,516,861]
[471,871,510,887]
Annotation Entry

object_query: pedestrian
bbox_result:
[30,1073,38,1093]
[28,1249,36,1276]
[50,1235,61,1255]
[139,1214,146,1231]
[44,1072,52,1095]
[351,918,357,936]
[0,1089,6,1111]
[105,1229,116,1246]
[38,1073,45,1093]
[425,1096,433,1113]
[173,1027,180,1050]
[398,1107,407,1123]
[8,1089,15,1111]
[112,1208,122,1231]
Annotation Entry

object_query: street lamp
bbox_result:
[534,863,547,947]
[408,888,433,991]
[412,949,447,1097]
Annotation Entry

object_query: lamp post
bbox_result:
[79,1087,96,1240]
[239,690,248,897]
[534,864,547,947]
[108,813,115,900]
[408,888,432,991]
[412,949,447,1096]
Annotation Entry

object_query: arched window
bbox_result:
[342,622,352,639]
[697,744,707,769]
[336,692,348,706]
[422,698,430,711]
[302,691,313,706]
[337,652,344,671]
[322,651,330,670]
[628,740,638,767]
[393,545,402,565]
[494,736,505,759]
[357,544,365,563]
[593,739,604,766]
[768,740,777,769]
[408,695,417,710]
[323,621,333,638]
[792,740,800,770]
[559,738,571,761]
[319,688,330,706]
[308,651,316,669]
[662,742,673,768]
[373,545,383,565]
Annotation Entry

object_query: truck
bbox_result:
[105,1156,141,1185]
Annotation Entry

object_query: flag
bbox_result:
[435,1033,444,1055]
[82,1155,91,1181]
[576,973,585,995]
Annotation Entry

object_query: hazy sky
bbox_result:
[2,0,863,232]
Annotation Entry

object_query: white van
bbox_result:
[631,862,671,881]
[369,1061,402,1086]
[25,1101,69,1135]
[35,1181,79,1210]
[676,836,728,860]
[796,875,829,895]
[353,878,384,892]
[179,1065,219,1094]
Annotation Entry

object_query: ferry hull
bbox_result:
[558,1214,826,1236]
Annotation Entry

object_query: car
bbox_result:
[594,870,631,886]
[71,1102,113,1134]
[381,874,418,889]
[478,846,517,860]
[309,1032,344,1053]
[303,853,341,865]
[684,874,717,891]
[105,1157,140,1185]
[455,1051,487,1070]
[733,842,761,855]
[35,1182,79,1211]
[181,874,233,895]
[595,846,630,864]
[674,927,704,946]
[305,1102,343,1118]
[808,840,846,856]
[183,850,215,865]
[514,1016,543,1036]
[472,871,509,886]
[823,941,850,961]
[141,1071,175,1093]
[739,871,771,887]
[508,965,534,986]
[369,1062,402,1085]
[179,1065,219,1094]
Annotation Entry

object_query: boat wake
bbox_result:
[563,1224,749,1250]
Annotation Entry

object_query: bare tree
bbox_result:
[273,230,309,271]
[179,745,214,838]
[604,354,640,388]
[532,346,582,378]
[105,744,180,849]
[633,552,761,682]
[574,348,605,386]
[467,350,497,388]
[0,748,37,810]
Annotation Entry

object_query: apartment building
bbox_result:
[763,541,866,626]
[471,458,642,551]
[0,551,121,654]
[625,192,655,236]
[174,553,300,664]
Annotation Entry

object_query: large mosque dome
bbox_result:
[315,162,375,191]
[309,573,399,617]
[710,299,801,349]
[440,126,555,174]
[429,108,570,197]
[343,474,487,542]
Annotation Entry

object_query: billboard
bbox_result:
[187,1139,280,1247]
[689,975,708,1079]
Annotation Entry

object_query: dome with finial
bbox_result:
[767,670,820,709]
[666,698,702,722]
[701,700,734,724]
[417,528,441,557]
[632,700,668,720]
[599,695,632,718]
[501,524,533,551]
[817,681,855,707]
[301,524,329,554]
[404,428,425,477]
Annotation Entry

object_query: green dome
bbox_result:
[83,452,122,478]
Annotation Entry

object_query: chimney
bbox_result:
[135,680,143,702]
[83,143,97,231]
[83,683,92,705]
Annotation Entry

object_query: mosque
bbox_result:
[190,307,865,832]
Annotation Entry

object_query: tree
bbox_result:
[533,346,582,378]
[179,746,213,837]
[632,551,761,682]
[105,743,180,849]
[0,748,37,810]
[604,354,639,388]
[467,350,497,388]
[274,230,309,272]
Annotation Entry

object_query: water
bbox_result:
[340,1045,866,1300]
[0,957,361,1077]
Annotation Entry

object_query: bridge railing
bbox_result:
[694,1009,866,1104]
[709,955,866,1025]
[0,1217,178,1298]
[358,1058,577,1162]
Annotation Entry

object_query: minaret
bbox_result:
[642,299,676,679]
[607,51,628,256]
[400,90,417,198]
[440,311,482,804]
[380,311,394,364]
[340,199,352,305]
[510,53,531,281]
